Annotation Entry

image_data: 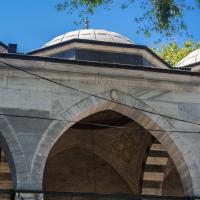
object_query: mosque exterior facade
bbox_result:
[0,29,200,200]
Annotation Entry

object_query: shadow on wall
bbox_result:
[43,110,184,200]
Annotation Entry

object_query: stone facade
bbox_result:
[0,41,200,199]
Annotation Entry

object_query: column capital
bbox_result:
[15,193,43,200]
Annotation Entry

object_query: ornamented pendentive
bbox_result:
[112,133,137,163]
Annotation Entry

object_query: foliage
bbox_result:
[153,40,200,67]
[56,0,113,21]
[56,0,200,39]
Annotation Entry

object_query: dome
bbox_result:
[176,49,200,67]
[43,29,134,47]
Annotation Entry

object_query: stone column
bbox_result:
[15,193,43,200]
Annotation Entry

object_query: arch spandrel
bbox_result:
[31,89,198,195]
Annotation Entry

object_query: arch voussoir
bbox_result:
[0,115,28,189]
[31,90,197,195]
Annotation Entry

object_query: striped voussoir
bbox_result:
[142,140,169,195]
[0,149,12,200]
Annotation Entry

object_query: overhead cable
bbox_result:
[0,109,199,134]
[0,59,200,127]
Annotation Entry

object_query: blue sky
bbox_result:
[0,0,199,52]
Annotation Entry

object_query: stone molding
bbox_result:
[0,57,200,86]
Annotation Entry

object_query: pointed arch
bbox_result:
[44,144,134,194]
[31,89,196,195]
[0,115,28,189]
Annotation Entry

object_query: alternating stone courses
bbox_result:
[142,140,168,195]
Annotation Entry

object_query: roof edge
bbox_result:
[0,42,8,49]
[0,53,198,77]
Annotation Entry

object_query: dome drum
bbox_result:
[27,29,170,69]
[50,48,156,67]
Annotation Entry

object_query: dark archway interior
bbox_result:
[44,147,132,194]
[43,110,184,199]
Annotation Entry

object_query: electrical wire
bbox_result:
[0,111,199,134]
[0,59,200,128]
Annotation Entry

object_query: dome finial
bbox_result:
[84,17,89,29]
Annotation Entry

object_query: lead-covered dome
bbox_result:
[176,49,200,67]
[43,29,134,47]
